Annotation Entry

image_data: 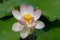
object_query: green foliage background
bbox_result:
[0,0,60,40]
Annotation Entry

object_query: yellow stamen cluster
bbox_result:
[23,14,32,24]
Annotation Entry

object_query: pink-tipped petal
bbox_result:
[27,5,34,15]
[20,4,28,15]
[19,17,25,25]
[20,27,30,39]
[34,10,41,21]
[20,4,27,11]
[12,10,22,20]
[35,21,45,29]
[12,22,24,32]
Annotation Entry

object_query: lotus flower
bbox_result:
[12,4,45,39]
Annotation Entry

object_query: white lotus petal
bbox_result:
[27,5,34,16]
[20,4,28,15]
[20,27,30,39]
[20,4,34,16]
[33,10,41,21]
[12,22,24,32]
[20,4,27,11]
[35,21,45,29]
[12,10,22,20]
[27,22,36,28]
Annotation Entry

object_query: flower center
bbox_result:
[23,14,32,24]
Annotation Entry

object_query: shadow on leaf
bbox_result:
[39,15,60,32]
